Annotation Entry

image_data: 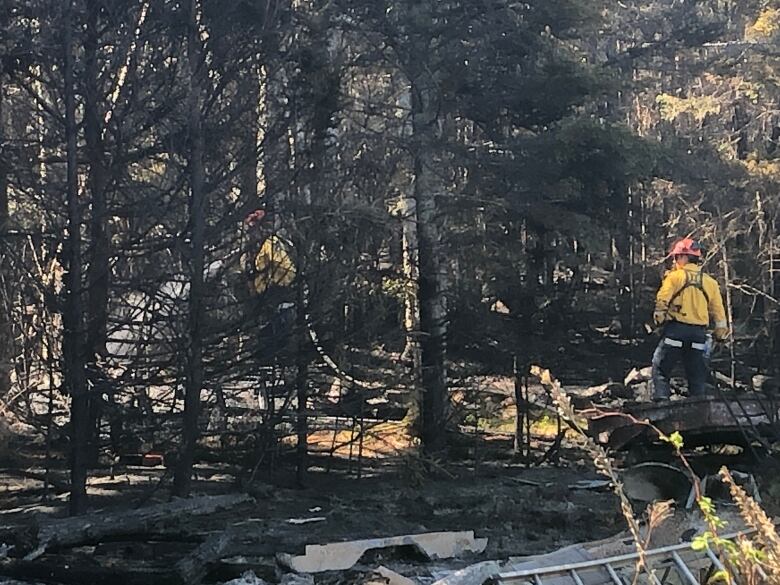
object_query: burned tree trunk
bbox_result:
[24,494,252,560]
[63,0,90,515]
[720,244,737,387]
[774,255,780,377]
[175,527,238,585]
[84,0,110,361]
[173,0,207,497]
[239,58,260,207]
[83,0,111,466]
[0,73,11,399]
[410,64,448,456]
[395,86,421,376]
[295,277,309,486]
[772,214,780,376]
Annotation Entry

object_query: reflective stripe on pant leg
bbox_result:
[663,338,684,348]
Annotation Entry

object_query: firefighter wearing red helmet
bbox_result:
[651,237,729,401]
[242,208,297,362]
[242,209,296,295]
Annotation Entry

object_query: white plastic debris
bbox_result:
[278,531,488,573]
[375,566,417,585]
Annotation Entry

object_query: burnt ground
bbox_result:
[1,330,778,584]
[0,427,630,585]
[3,423,779,585]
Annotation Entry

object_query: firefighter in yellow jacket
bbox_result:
[651,238,729,401]
[243,209,297,359]
[243,209,296,295]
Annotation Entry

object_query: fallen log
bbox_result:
[24,493,253,561]
[176,527,239,585]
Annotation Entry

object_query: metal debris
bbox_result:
[587,395,780,451]
[431,561,501,585]
[622,463,692,505]
[685,470,761,510]
[568,480,611,491]
[498,529,757,585]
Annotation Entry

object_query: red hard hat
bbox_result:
[669,237,702,258]
[244,209,266,227]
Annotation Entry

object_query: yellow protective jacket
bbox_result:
[655,264,727,329]
[252,235,296,295]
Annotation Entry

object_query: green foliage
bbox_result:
[660,430,685,450]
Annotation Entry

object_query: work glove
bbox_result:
[653,309,667,326]
[713,327,730,342]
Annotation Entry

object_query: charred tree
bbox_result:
[239,58,260,207]
[82,0,111,465]
[410,56,448,456]
[83,0,110,361]
[173,0,207,498]
[294,275,308,486]
[62,0,90,515]
[0,72,10,399]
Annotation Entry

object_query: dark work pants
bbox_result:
[257,302,296,361]
[651,321,709,399]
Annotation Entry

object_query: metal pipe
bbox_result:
[704,546,725,573]
[605,563,625,585]
[671,551,700,585]
[498,529,756,581]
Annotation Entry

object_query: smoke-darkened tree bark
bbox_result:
[0,71,10,399]
[410,45,449,456]
[62,0,90,516]
[83,0,110,361]
[173,0,208,498]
